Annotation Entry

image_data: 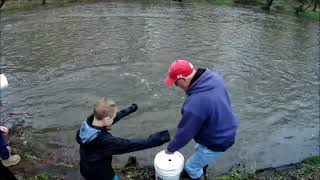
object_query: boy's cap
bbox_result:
[164,60,194,86]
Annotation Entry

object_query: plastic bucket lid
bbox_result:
[154,150,184,172]
[0,74,8,89]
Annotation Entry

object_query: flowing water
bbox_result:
[1,0,319,175]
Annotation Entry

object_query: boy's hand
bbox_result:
[129,104,138,113]
[0,126,9,133]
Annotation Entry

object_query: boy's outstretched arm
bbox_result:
[101,130,170,155]
[113,104,138,124]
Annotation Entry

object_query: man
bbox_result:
[164,60,238,180]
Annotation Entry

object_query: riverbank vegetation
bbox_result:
[6,124,320,179]
[216,156,320,180]
[0,0,319,21]
[18,155,320,179]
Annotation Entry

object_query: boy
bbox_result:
[76,98,170,180]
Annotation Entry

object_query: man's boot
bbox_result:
[2,154,21,167]
[181,169,191,178]
[182,165,209,180]
[203,165,208,180]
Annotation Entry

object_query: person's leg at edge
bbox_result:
[0,163,17,180]
[184,144,222,180]
[0,132,10,160]
[0,133,17,180]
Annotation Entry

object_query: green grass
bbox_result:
[267,0,320,21]
[215,166,257,180]
[28,172,52,180]
[216,156,320,180]
[208,0,234,6]
[300,9,320,21]
[302,156,320,166]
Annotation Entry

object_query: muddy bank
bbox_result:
[4,124,320,180]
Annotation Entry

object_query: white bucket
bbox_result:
[154,150,184,180]
[0,74,9,89]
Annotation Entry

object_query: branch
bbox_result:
[302,3,312,11]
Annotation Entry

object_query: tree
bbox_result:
[312,0,320,11]
[0,0,6,9]
[261,0,274,10]
[291,0,320,14]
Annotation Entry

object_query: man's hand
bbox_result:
[0,126,9,133]
[165,148,174,154]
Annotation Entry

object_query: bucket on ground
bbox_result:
[154,150,184,180]
[0,74,8,89]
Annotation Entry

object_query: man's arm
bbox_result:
[166,111,205,153]
[112,104,138,124]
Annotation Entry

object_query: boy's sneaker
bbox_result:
[2,154,21,167]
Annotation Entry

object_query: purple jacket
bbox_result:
[167,69,238,152]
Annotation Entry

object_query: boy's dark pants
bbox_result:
[0,132,16,180]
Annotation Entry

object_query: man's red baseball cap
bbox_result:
[164,59,195,86]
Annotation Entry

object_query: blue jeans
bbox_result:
[185,144,222,179]
[0,132,10,160]
[113,175,119,180]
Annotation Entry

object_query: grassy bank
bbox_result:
[22,156,320,179]
[1,0,319,21]
[216,156,320,180]
[269,0,320,21]
[206,0,319,21]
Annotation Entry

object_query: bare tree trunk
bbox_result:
[265,0,274,10]
[0,0,6,9]
[313,0,317,11]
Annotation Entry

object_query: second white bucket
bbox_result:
[154,150,184,180]
[0,74,8,89]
